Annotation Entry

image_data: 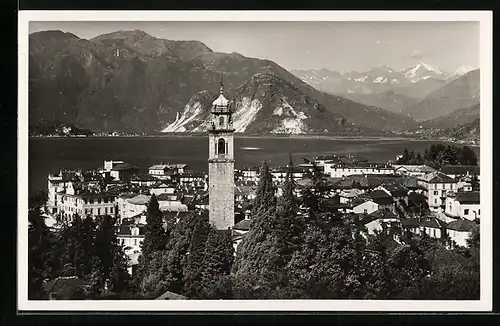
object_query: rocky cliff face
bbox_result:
[162,73,361,135]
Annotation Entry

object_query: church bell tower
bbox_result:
[208,80,235,230]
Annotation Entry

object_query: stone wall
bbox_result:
[209,161,235,230]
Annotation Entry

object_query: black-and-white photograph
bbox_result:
[18,11,492,311]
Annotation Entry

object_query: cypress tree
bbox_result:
[81,216,96,276]
[60,214,86,277]
[108,247,133,295]
[86,256,105,298]
[182,217,210,298]
[251,162,277,229]
[408,150,416,163]
[459,146,478,165]
[416,152,423,165]
[94,215,117,280]
[276,155,302,263]
[200,227,234,299]
[232,161,280,298]
[141,194,167,257]
[399,148,410,164]
[135,194,167,288]
[139,212,198,296]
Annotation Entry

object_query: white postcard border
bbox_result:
[18,10,493,312]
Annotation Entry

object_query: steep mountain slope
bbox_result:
[392,78,449,98]
[444,118,480,141]
[453,65,475,77]
[417,104,480,130]
[29,30,118,124]
[163,72,364,135]
[339,90,421,115]
[403,69,480,121]
[161,90,215,132]
[424,118,480,143]
[29,29,413,134]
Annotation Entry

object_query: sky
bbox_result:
[29,21,480,73]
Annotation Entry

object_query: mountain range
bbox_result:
[292,65,480,125]
[29,29,415,135]
[28,29,480,138]
[291,63,474,97]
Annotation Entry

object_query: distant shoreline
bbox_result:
[28,134,480,146]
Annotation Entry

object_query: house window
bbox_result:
[478,209,480,215]
[110,207,114,214]
[97,208,101,215]
[434,199,437,204]
[218,138,226,155]
[464,209,469,215]
[364,209,367,214]
[434,191,438,195]
[105,207,108,215]
[134,239,137,246]
[219,116,224,127]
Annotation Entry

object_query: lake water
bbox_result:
[28,136,479,196]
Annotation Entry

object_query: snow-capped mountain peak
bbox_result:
[454,65,475,76]
[418,61,443,75]
[401,62,447,83]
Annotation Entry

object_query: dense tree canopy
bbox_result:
[28,154,480,300]
[28,195,131,299]
[137,211,235,299]
[397,144,478,167]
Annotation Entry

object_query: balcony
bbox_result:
[212,107,232,114]
[209,124,235,132]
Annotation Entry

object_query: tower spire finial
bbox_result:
[220,74,224,94]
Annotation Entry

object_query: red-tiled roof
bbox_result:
[112,163,139,171]
[420,171,456,183]
[157,193,180,201]
[131,174,157,181]
[369,209,399,220]
[455,191,480,204]
[419,216,447,229]
[447,219,477,232]
[400,218,420,228]
[382,183,409,197]
[441,165,479,176]
[233,219,251,231]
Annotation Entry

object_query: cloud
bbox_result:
[410,49,423,59]
[375,39,394,45]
